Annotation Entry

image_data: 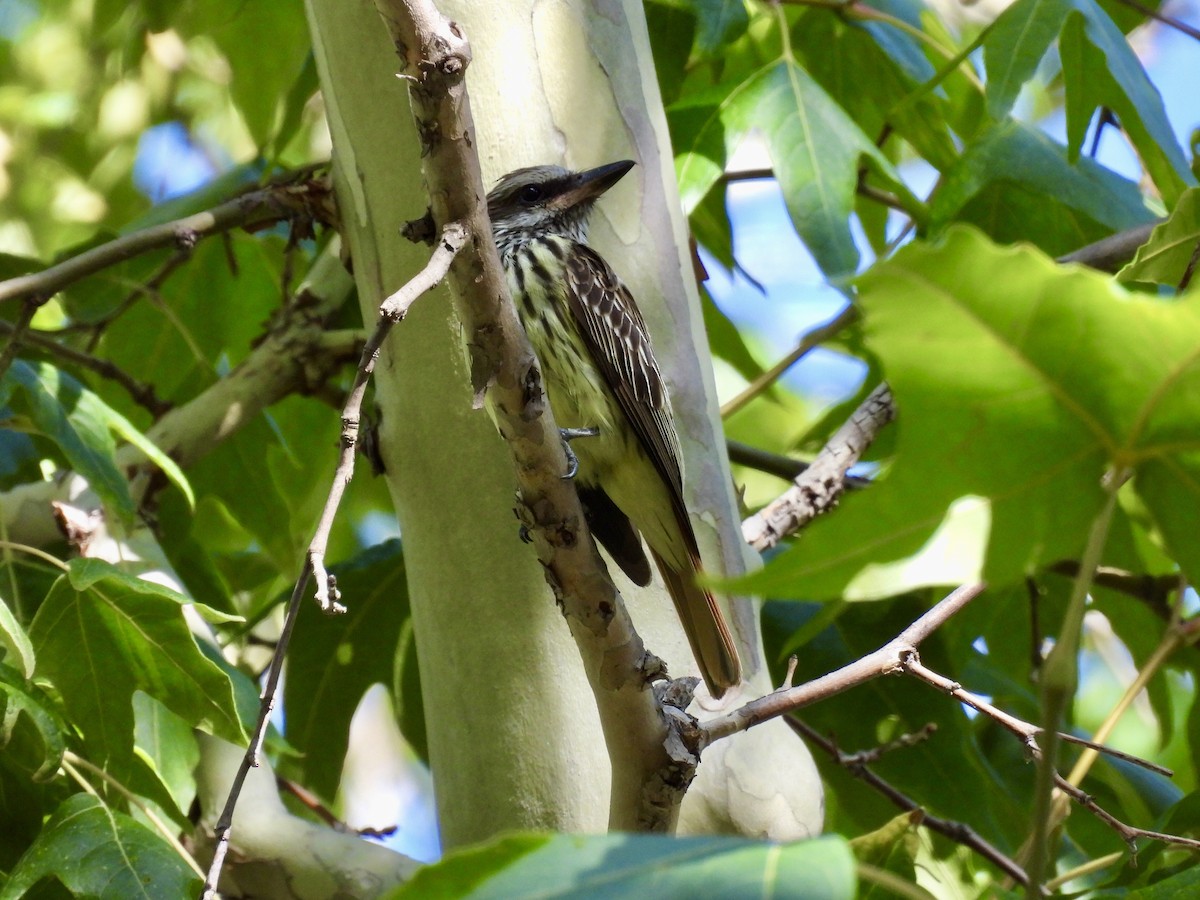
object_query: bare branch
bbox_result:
[743,382,894,551]
[201,225,465,899]
[1057,222,1157,273]
[0,175,334,308]
[786,718,1035,890]
[701,583,987,743]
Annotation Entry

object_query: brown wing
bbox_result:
[577,484,652,586]
[563,245,684,500]
[564,245,742,696]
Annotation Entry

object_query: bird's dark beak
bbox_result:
[551,160,636,211]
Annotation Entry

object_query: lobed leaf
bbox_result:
[29,559,244,777]
[738,227,1200,599]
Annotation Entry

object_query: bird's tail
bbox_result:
[649,546,742,698]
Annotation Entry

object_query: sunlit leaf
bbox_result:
[1,793,200,899]
[0,597,35,679]
[388,833,857,900]
[739,227,1200,598]
[29,559,244,777]
[673,61,911,278]
[984,0,1193,204]
[1119,187,1200,287]
[1,361,133,525]
[0,664,65,783]
[931,120,1153,255]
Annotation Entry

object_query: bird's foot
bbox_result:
[559,427,599,480]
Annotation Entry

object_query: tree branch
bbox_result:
[201,224,466,899]
[1057,222,1158,273]
[374,0,689,835]
[701,583,987,743]
[0,174,334,307]
[786,718,1035,889]
[742,381,894,551]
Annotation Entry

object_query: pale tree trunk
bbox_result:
[307,0,823,847]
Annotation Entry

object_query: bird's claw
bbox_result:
[559,427,599,480]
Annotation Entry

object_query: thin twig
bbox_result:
[200,226,465,899]
[1046,561,1176,618]
[1110,0,1200,42]
[787,718,1035,889]
[1177,239,1200,293]
[742,381,894,551]
[0,176,332,307]
[0,321,170,416]
[720,167,910,213]
[277,776,398,837]
[702,583,987,743]
[902,656,1171,778]
[0,300,37,382]
[720,305,858,419]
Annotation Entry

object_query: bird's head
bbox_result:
[487,160,635,247]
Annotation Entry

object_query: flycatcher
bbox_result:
[487,160,741,697]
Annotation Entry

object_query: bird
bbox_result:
[486,160,742,698]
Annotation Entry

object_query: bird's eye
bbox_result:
[519,185,543,203]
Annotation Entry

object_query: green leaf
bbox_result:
[732,62,908,278]
[738,227,1200,598]
[645,2,697,105]
[29,559,244,777]
[0,664,65,783]
[983,0,1193,205]
[67,558,237,624]
[1118,188,1200,287]
[388,833,857,900]
[394,616,426,763]
[983,0,1073,119]
[2,360,133,525]
[688,183,735,270]
[673,61,910,279]
[682,0,748,59]
[0,596,35,678]
[700,285,765,384]
[99,231,286,406]
[132,693,200,824]
[0,793,201,899]
[1058,7,1193,206]
[931,119,1153,256]
[0,360,195,515]
[73,382,194,511]
[285,539,410,801]
[194,2,312,148]
[793,3,954,174]
[270,53,319,160]
[186,415,308,574]
[850,811,920,895]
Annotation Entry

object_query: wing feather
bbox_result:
[563,246,684,500]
